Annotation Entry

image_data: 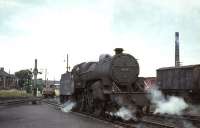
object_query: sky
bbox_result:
[0,0,200,80]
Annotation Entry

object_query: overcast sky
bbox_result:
[0,0,200,80]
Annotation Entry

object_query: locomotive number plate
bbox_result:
[121,68,129,71]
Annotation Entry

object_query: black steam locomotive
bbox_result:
[60,48,149,118]
[60,48,200,119]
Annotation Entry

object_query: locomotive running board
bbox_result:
[111,92,148,94]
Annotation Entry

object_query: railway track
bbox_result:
[0,97,42,106]
[143,113,200,128]
[43,99,136,128]
[139,119,176,128]
[71,110,178,128]
[42,98,62,108]
[43,99,182,128]
[183,114,200,121]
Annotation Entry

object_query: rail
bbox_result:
[43,99,179,128]
[0,97,42,106]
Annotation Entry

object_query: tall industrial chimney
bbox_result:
[175,32,180,67]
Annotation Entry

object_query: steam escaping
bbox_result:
[61,101,76,113]
[186,104,200,115]
[110,107,137,121]
[148,87,188,115]
[183,121,197,128]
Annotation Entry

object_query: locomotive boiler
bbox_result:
[73,48,140,89]
[70,48,149,117]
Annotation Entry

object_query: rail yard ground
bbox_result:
[1,98,200,128]
[0,103,115,128]
[0,89,31,97]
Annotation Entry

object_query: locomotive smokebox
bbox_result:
[114,48,124,55]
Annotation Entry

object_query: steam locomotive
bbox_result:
[60,48,149,118]
[60,48,200,119]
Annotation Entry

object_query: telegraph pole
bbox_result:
[66,54,70,72]
[45,68,47,87]
[33,59,38,96]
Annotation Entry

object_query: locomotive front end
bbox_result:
[111,48,139,86]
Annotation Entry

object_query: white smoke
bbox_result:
[186,104,200,115]
[110,107,137,121]
[183,121,197,128]
[61,101,76,113]
[148,87,188,115]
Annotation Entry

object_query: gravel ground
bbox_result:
[0,103,115,128]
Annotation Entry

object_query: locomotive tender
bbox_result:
[60,48,149,117]
[60,72,74,103]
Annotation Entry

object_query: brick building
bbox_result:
[0,68,16,89]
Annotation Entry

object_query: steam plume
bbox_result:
[110,107,137,121]
[186,104,200,115]
[183,121,197,128]
[61,101,76,113]
[148,87,188,115]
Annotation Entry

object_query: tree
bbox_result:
[15,69,33,92]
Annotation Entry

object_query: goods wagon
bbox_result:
[157,64,200,103]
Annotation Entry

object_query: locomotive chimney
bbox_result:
[114,48,124,55]
[175,32,180,67]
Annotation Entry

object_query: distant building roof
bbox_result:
[0,68,9,77]
[0,67,14,78]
